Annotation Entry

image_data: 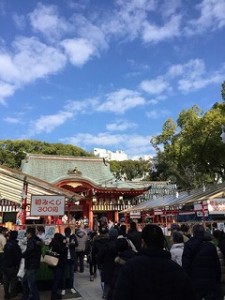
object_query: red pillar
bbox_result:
[114,211,119,223]
[21,180,28,225]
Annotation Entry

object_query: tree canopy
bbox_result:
[0,140,91,169]
[109,159,152,181]
[151,86,225,189]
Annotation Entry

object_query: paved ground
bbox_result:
[0,265,103,300]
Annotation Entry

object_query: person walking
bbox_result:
[170,231,184,266]
[49,233,67,300]
[127,221,142,252]
[2,230,22,299]
[21,227,42,300]
[182,224,221,300]
[107,237,136,300]
[113,224,195,300]
[75,224,88,274]
[61,227,78,296]
[86,231,98,281]
[92,226,109,297]
[98,228,118,299]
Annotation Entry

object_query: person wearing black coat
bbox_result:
[108,237,136,300]
[49,233,67,300]
[92,226,109,295]
[97,228,118,299]
[127,221,142,252]
[182,224,221,300]
[113,224,195,300]
[61,227,78,296]
[3,230,22,299]
[22,227,43,300]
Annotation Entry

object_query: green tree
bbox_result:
[109,159,152,181]
[0,140,91,169]
[151,102,225,189]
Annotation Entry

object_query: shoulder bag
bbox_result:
[43,250,59,267]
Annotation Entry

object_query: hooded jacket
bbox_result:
[75,229,87,252]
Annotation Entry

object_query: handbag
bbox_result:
[43,250,59,267]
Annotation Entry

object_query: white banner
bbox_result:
[31,195,65,216]
[130,211,141,218]
[208,198,225,214]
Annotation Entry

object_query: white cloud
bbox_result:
[61,38,96,66]
[167,59,225,92]
[186,0,225,35]
[139,77,171,94]
[167,59,206,79]
[73,15,108,50]
[64,98,99,113]
[160,0,182,18]
[97,89,146,114]
[4,116,22,124]
[29,3,70,39]
[0,81,16,104]
[0,37,67,102]
[28,111,73,135]
[106,120,137,131]
[142,14,181,43]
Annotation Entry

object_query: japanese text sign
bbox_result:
[31,195,65,216]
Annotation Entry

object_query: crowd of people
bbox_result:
[1,220,225,300]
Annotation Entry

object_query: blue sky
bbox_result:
[0,0,225,159]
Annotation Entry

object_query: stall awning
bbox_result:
[121,181,225,213]
[0,165,80,206]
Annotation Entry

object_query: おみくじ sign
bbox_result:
[31,195,65,216]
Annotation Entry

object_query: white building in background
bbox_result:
[93,148,128,161]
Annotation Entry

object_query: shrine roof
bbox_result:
[20,154,148,191]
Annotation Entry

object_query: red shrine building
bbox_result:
[21,154,149,228]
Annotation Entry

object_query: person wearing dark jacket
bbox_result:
[108,237,136,300]
[182,224,221,300]
[98,228,118,299]
[61,226,78,296]
[22,227,42,300]
[113,224,195,300]
[49,233,67,300]
[127,221,142,252]
[92,226,109,297]
[86,231,98,281]
[3,230,22,299]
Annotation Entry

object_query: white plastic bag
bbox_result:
[17,258,25,281]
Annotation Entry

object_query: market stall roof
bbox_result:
[121,181,225,213]
[0,165,80,206]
